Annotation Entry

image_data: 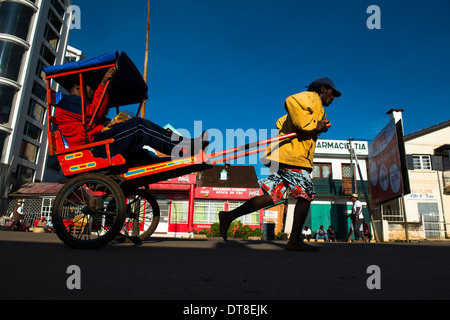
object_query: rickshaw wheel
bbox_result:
[121,189,160,241]
[52,173,126,249]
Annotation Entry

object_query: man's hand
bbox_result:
[100,67,116,85]
[316,120,331,133]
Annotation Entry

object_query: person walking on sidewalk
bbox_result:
[351,194,368,242]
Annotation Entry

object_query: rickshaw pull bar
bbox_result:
[208,132,298,164]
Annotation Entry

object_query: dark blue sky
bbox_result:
[70,0,450,146]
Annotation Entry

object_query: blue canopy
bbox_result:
[44,51,148,107]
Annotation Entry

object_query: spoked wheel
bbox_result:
[121,189,160,242]
[51,173,126,250]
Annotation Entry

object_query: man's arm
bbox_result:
[355,205,362,219]
[85,67,116,121]
[285,94,330,134]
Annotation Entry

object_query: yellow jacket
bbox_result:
[262,91,325,169]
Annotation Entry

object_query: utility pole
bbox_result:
[141,0,151,119]
[348,138,379,242]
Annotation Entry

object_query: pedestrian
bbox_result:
[327,226,337,242]
[9,200,24,231]
[345,208,355,242]
[302,226,312,241]
[314,225,329,242]
[219,77,341,251]
[351,194,368,242]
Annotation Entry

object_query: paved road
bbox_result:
[1,231,449,301]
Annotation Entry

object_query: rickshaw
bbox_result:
[44,51,296,249]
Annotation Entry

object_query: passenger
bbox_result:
[55,67,209,164]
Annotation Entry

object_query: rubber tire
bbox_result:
[52,173,126,250]
[123,189,160,241]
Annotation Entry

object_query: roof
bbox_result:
[197,165,260,188]
[404,119,450,141]
[9,183,64,198]
[44,51,148,107]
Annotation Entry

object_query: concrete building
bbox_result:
[384,120,450,240]
[371,110,449,241]
[404,120,450,239]
[0,0,75,192]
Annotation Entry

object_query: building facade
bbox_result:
[0,0,74,188]
[194,165,265,234]
[379,118,450,241]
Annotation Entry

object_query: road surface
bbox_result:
[1,231,449,301]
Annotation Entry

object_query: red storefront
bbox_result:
[148,174,197,235]
[147,166,263,236]
[193,186,263,232]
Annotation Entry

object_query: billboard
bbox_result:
[368,119,409,204]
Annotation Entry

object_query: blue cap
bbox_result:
[308,77,341,97]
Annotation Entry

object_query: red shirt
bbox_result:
[55,85,110,148]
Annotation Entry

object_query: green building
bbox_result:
[284,139,370,240]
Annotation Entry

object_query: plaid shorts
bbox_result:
[259,167,316,204]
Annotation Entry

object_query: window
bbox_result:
[0,1,34,41]
[228,201,259,225]
[28,99,46,123]
[220,169,228,180]
[194,200,223,224]
[51,0,65,18]
[312,163,332,178]
[0,130,8,162]
[43,24,59,51]
[155,198,170,225]
[0,41,28,82]
[413,155,431,170]
[170,200,189,224]
[16,164,35,182]
[341,164,354,195]
[36,59,48,82]
[23,121,42,142]
[0,84,18,125]
[19,140,39,163]
[48,8,63,33]
[41,198,54,220]
[40,42,56,64]
[32,81,47,103]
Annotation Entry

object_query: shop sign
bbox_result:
[195,187,261,199]
[407,189,439,202]
[315,139,368,156]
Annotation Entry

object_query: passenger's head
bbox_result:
[69,78,97,101]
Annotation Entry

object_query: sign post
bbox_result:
[368,119,411,242]
[348,138,378,242]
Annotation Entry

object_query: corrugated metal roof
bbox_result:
[9,183,64,197]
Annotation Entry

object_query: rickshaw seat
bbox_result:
[49,133,127,175]
[47,94,126,176]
